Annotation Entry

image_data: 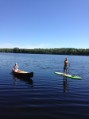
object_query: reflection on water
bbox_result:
[63,77,68,93]
[13,75,33,87]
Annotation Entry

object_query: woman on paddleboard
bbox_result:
[64,58,70,74]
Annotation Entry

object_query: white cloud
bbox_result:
[0,43,50,49]
[0,43,14,48]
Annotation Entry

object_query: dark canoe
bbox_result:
[12,69,33,78]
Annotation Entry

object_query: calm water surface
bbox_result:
[0,53,89,119]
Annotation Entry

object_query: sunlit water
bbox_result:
[0,53,89,119]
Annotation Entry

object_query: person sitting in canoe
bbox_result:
[12,63,19,72]
[64,58,70,74]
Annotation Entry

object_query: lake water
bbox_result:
[0,53,89,119]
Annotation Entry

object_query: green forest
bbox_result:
[0,48,89,55]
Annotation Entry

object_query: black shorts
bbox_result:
[64,66,69,70]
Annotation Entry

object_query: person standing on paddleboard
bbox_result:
[64,58,70,74]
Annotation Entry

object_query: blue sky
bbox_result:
[0,0,89,49]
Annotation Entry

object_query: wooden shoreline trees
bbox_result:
[0,48,89,55]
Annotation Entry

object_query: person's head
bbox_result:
[65,58,68,61]
[15,63,18,65]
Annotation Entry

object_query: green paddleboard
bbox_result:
[55,72,82,79]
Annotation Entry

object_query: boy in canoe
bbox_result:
[12,63,19,72]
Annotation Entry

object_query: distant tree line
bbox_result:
[0,48,89,55]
